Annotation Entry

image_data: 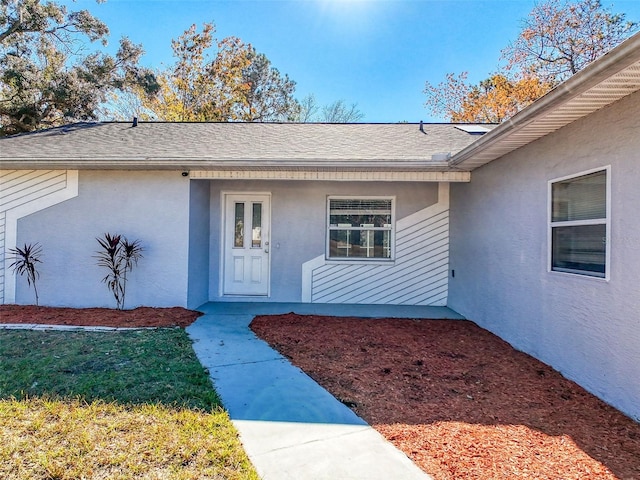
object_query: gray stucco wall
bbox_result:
[16,170,191,308]
[208,180,439,303]
[187,180,211,309]
[448,91,640,420]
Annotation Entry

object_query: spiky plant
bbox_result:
[9,243,43,305]
[96,233,143,310]
[119,237,144,309]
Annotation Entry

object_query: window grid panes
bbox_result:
[328,198,393,259]
[550,169,607,278]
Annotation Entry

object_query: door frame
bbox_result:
[220,191,272,297]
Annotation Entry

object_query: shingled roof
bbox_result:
[0,122,489,172]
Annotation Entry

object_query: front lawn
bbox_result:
[0,328,258,479]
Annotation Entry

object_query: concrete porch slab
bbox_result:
[196,301,465,319]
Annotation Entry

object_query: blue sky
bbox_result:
[66,0,640,122]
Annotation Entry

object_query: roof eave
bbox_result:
[449,32,640,169]
[0,158,454,171]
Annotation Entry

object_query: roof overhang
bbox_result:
[189,169,470,182]
[0,157,451,170]
[449,32,640,170]
[0,122,483,175]
[1,156,472,181]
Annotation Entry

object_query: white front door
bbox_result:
[223,194,270,296]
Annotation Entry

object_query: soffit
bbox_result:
[450,34,640,170]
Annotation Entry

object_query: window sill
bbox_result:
[325,258,396,266]
[548,269,609,282]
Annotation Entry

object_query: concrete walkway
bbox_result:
[187,302,464,479]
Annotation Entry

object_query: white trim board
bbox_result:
[0,170,79,304]
[547,166,611,282]
[302,183,450,305]
[191,170,470,182]
[218,190,272,298]
[220,192,272,297]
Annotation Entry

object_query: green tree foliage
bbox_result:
[0,0,158,136]
[143,23,299,122]
[239,50,298,121]
[425,0,637,122]
[139,24,365,124]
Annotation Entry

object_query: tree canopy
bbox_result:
[239,50,299,122]
[502,0,638,84]
[3,7,365,130]
[130,23,366,123]
[0,0,157,136]
[424,0,638,123]
[138,23,299,122]
[424,73,552,123]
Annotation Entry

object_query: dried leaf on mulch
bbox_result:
[250,314,640,480]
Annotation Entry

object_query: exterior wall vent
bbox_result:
[431,152,451,161]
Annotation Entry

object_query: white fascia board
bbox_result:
[0,157,451,170]
[0,160,468,182]
[449,32,640,168]
[0,161,471,181]
[190,170,471,182]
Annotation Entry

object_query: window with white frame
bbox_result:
[549,168,609,278]
[327,197,394,260]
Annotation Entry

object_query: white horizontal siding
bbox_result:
[302,182,450,306]
[1,170,69,211]
[0,170,78,304]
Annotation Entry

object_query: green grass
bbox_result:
[0,328,259,479]
[0,328,219,408]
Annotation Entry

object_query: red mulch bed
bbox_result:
[2,306,638,478]
[0,305,202,328]
[250,313,640,480]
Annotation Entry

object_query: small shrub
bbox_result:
[9,243,43,305]
[95,233,143,310]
